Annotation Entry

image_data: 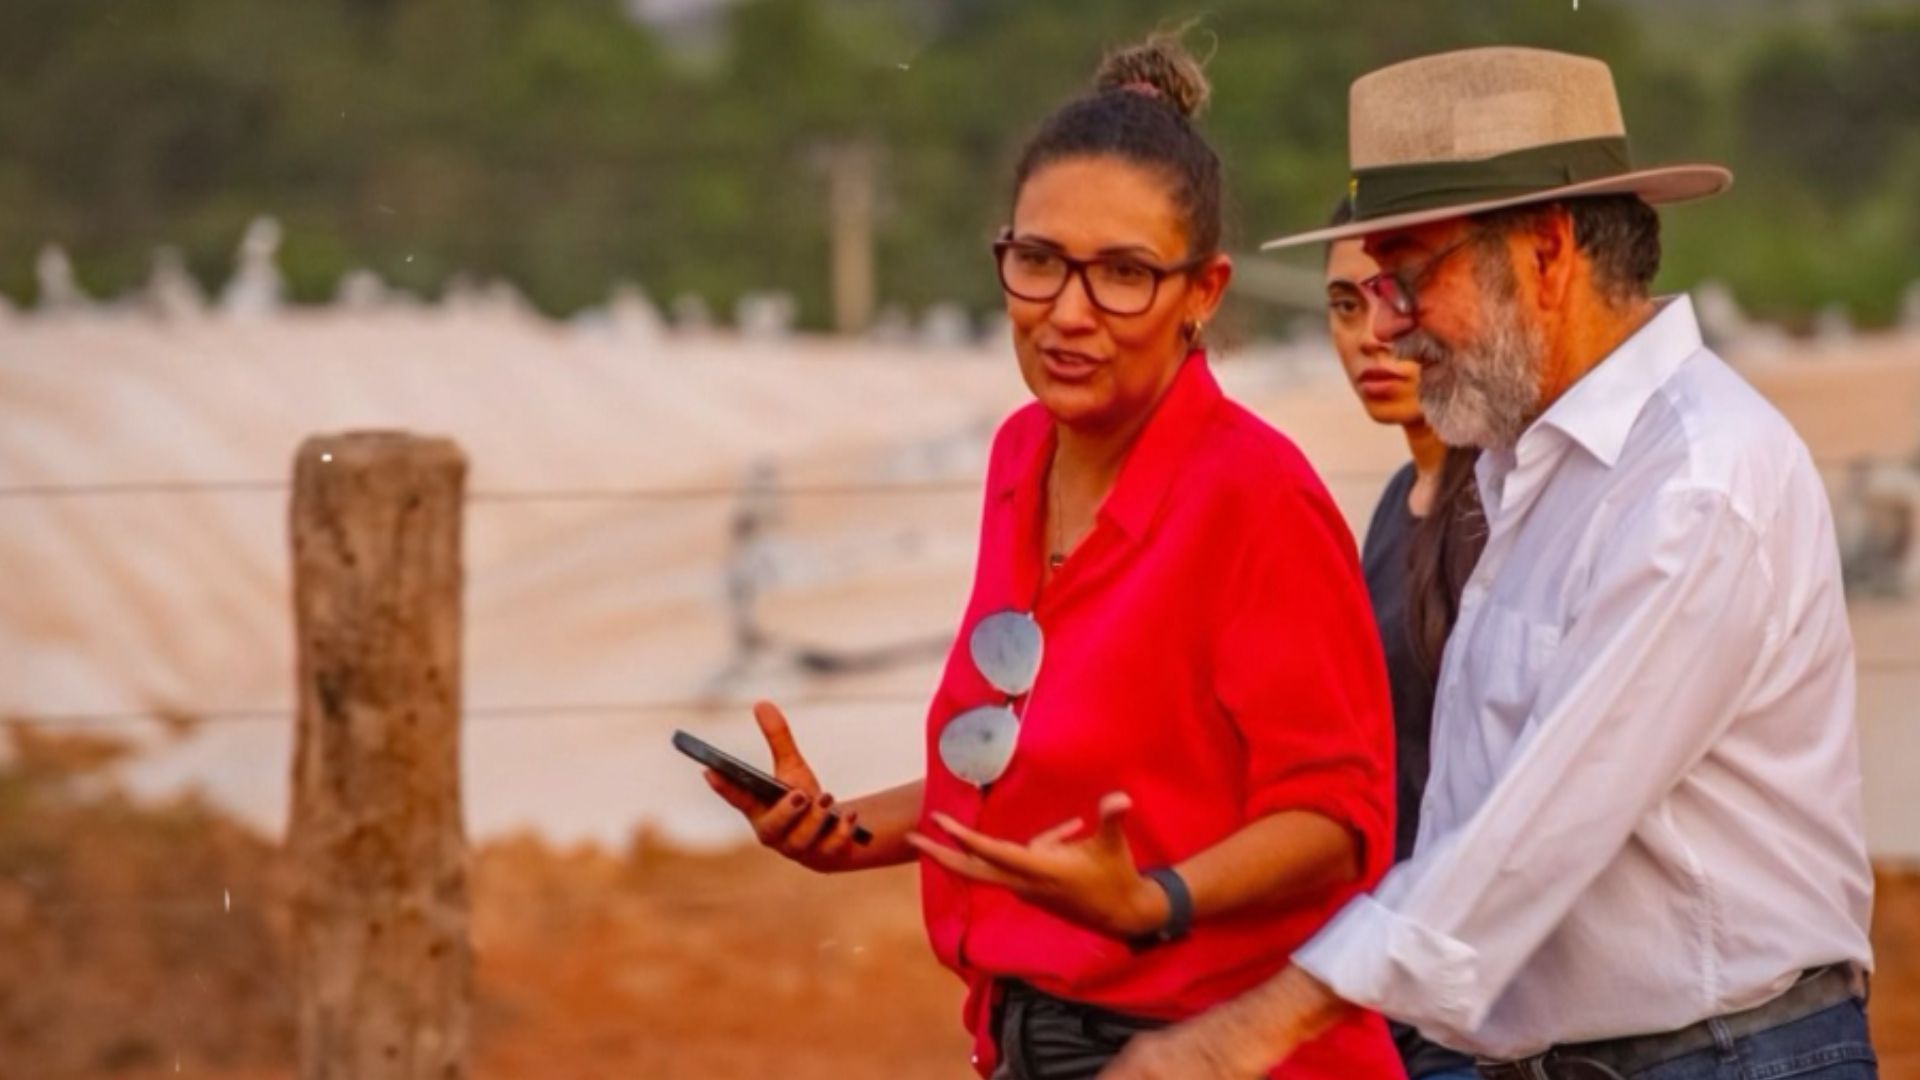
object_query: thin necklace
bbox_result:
[1047,456,1066,570]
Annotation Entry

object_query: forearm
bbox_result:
[1193,964,1353,1073]
[832,779,925,872]
[1097,964,1352,1078]
[1175,810,1358,924]
[1104,809,1358,938]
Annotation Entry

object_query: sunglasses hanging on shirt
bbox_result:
[938,609,1044,787]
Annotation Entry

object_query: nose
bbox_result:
[1047,268,1100,332]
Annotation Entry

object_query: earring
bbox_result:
[1183,319,1205,343]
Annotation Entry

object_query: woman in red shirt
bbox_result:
[702,34,1401,1080]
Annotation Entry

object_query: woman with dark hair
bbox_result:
[700,33,1403,1080]
[1322,199,1485,1080]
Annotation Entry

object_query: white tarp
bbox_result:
[3,305,1916,856]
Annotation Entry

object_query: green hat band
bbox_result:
[1349,136,1633,220]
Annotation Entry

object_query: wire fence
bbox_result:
[2,457,1916,730]
[2,453,1916,927]
[9,648,1919,734]
[0,451,1911,503]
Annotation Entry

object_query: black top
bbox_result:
[1360,462,1475,1079]
[1361,463,1433,865]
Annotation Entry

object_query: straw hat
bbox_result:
[1260,47,1732,250]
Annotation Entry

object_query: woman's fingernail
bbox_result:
[790,792,808,808]
[819,793,835,809]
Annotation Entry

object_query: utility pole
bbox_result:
[825,141,877,335]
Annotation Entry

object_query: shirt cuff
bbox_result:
[1244,779,1392,886]
[1292,891,1483,1036]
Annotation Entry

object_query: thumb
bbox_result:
[1093,791,1133,849]
[753,699,820,789]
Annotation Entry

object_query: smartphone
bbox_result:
[673,729,873,846]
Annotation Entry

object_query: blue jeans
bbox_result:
[1539,1000,1878,1080]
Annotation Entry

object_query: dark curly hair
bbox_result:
[1011,31,1224,257]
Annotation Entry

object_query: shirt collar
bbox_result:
[1101,351,1222,539]
[1527,294,1703,469]
[994,350,1222,543]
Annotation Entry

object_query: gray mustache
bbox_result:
[1394,331,1449,365]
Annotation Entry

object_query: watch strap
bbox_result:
[1127,866,1193,952]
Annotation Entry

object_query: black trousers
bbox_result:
[989,981,1170,1080]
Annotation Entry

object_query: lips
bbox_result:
[1041,346,1103,383]
[1356,364,1415,401]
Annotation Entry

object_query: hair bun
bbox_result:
[1093,30,1211,120]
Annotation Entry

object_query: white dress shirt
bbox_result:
[1293,295,1874,1058]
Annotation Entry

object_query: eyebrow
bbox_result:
[1368,236,1417,259]
[1325,280,1363,296]
[1010,234,1168,261]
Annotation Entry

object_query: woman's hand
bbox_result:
[703,700,866,873]
[906,791,1169,939]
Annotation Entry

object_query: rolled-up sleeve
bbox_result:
[1294,487,1776,1039]
[1212,479,1397,886]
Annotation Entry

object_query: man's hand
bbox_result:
[1098,1002,1280,1080]
[1098,965,1349,1080]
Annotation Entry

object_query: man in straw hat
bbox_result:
[1104,47,1877,1080]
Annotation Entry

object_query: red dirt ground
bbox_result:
[0,726,1913,1079]
[472,840,1919,1080]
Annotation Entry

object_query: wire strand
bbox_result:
[0,478,987,502]
[5,693,933,728]
[12,659,1920,729]
[0,454,1907,503]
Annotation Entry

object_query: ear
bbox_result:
[1186,254,1234,325]
[1528,206,1576,311]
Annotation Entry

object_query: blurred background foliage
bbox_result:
[1,0,1915,330]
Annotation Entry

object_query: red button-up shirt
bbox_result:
[920,354,1401,1078]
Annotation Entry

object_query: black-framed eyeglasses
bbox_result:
[993,230,1210,317]
[938,609,1043,788]
[1360,233,1478,319]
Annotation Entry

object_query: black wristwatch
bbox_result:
[1126,867,1194,952]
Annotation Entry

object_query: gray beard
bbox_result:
[1399,273,1545,450]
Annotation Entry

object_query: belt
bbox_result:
[1476,964,1867,1080]
[992,981,1168,1080]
